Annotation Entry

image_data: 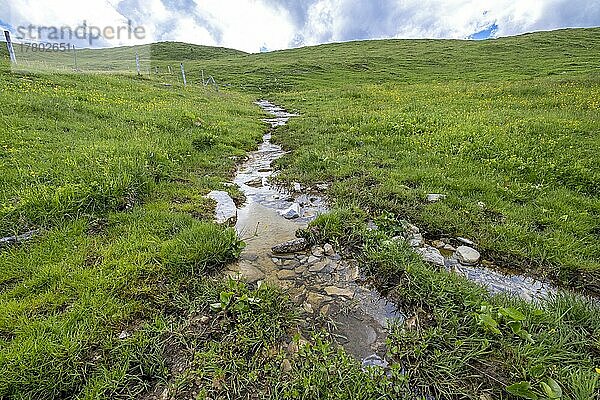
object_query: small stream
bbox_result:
[225,100,401,366]
[220,100,560,367]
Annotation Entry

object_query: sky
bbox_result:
[1,0,599,52]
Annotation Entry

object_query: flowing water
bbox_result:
[226,100,402,366]
[222,100,559,367]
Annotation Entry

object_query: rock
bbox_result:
[426,193,446,202]
[309,260,330,273]
[294,265,307,274]
[457,237,476,246]
[287,341,299,354]
[229,262,265,284]
[279,260,298,270]
[416,246,445,267]
[400,221,420,234]
[280,203,301,219]
[244,177,263,188]
[443,243,456,252]
[362,354,389,369]
[320,304,330,315]
[292,290,306,304]
[302,302,314,313]
[281,359,293,373]
[293,182,302,192]
[241,253,259,262]
[324,286,355,298]
[346,265,360,281]
[311,246,325,257]
[271,257,284,266]
[272,238,308,254]
[323,243,335,256]
[432,240,445,249]
[307,292,332,308]
[408,233,424,247]
[455,246,481,265]
[118,331,130,340]
[277,270,297,280]
[307,255,320,264]
[296,194,310,206]
[206,191,237,224]
[315,183,329,191]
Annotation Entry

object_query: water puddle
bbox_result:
[225,100,402,366]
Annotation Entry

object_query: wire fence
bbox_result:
[2,30,220,91]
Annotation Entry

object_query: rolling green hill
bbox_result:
[1,28,599,400]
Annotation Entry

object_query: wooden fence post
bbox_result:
[4,31,17,64]
[180,63,187,87]
[73,45,78,71]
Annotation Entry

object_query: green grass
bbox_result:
[7,41,245,74]
[306,208,600,399]
[191,27,600,292]
[0,65,264,397]
[1,27,600,399]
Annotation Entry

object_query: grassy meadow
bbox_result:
[1,28,599,399]
[197,28,600,292]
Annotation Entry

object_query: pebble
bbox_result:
[324,286,355,298]
[294,265,307,274]
[271,257,283,266]
[311,246,325,257]
[279,260,298,270]
[228,262,265,284]
[309,260,330,273]
[426,193,446,202]
[302,302,314,313]
[280,203,301,219]
[455,246,481,265]
[277,270,297,280]
[416,246,445,267]
[307,255,320,264]
[408,233,424,247]
[432,240,445,249]
[272,238,308,254]
[443,243,456,252]
[457,237,475,246]
[307,292,332,308]
[323,243,335,256]
[281,359,293,373]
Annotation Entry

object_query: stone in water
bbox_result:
[280,203,301,219]
[455,246,481,265]
[272,238,308,254]
[206,191,237,224]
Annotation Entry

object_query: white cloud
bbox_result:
[1,0,598,51]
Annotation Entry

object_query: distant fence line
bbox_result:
[3,30,220,91]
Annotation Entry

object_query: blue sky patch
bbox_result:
[469,23,498,40]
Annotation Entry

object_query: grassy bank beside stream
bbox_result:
[1,27,599,399]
